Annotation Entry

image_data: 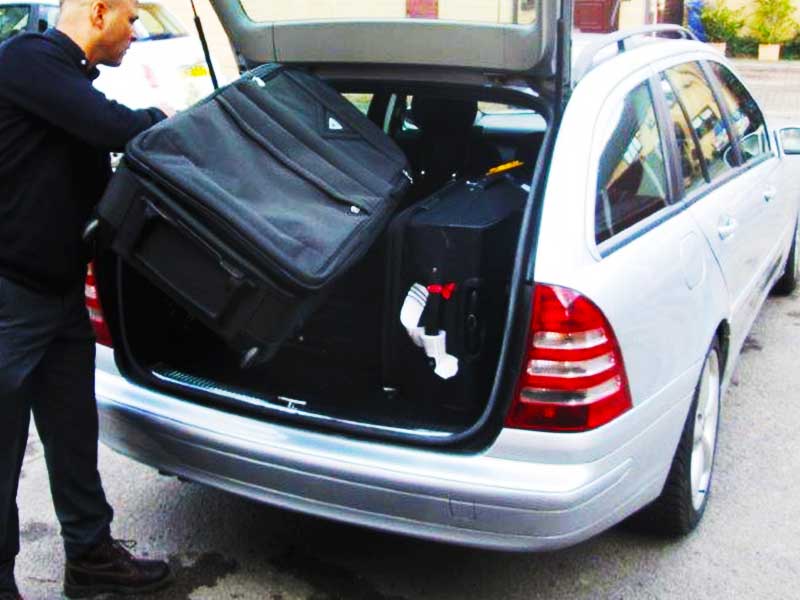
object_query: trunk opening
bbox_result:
[101,81,556,446]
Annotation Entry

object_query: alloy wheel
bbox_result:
[690,349,720,511]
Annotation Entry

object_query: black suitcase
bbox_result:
[98,64,411,366]
[383,172,528,416]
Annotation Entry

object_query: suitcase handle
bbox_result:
[144,200,246,282]
[131,199,256,326]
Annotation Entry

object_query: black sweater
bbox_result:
[0,29,165,293]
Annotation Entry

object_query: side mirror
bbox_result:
[780,128,800,155]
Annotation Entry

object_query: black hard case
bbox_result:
[383,174,528,415]
[98,64,410,363]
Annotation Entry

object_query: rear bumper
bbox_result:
[95,347,694,551]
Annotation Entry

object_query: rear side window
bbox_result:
[659,74,707,194]
[342,93,374,115]
[595,82,669,244]
[707,62,771,163]
[664,62,733,182]
[0,5,30,43]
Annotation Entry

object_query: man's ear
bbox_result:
[89,0,110,30]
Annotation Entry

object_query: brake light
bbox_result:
[85,263,113,347]
[506,284,632,432]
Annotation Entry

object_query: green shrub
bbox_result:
[701,1,745,42]
[784,34,800,58]
[728,35,759,57]
[749,0,799,45]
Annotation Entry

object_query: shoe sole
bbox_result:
[63,572,173,598]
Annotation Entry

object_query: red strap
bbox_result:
[427,282,457,300]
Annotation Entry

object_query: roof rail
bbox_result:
[573,25,699,84]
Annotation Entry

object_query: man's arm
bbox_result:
[0,37,166,151]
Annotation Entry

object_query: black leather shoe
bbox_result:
[63,538,171,598]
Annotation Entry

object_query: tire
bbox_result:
[632,340,722,536]
[772,222,798,296]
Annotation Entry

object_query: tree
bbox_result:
[701,1,745,43]
[750,0,798,45]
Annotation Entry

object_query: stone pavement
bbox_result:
[731,59,800,121]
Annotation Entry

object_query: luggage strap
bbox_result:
[420,281,456,335]
[427,283,456,300]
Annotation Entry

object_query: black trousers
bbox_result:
[0,276,113,593]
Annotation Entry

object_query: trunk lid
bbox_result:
[207,0,565,77]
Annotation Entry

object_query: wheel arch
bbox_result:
[715,320,731,381]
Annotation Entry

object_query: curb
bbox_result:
[730,59,800,73]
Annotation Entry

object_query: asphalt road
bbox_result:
[14,284,800,599]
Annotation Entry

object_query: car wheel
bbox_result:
[632,340,721,536]
[772,222,798,296]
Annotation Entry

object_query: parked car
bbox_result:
[87,1,800,551]
[0,0,214,110]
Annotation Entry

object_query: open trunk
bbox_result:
[96,0,574,445]
[99,80,553,444]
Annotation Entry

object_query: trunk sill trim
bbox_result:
[151,367,454,439]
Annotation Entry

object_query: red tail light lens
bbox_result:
[506,284,632,432]
[85,263,113,347]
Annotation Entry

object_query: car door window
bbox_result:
[40,5,58,30]
[0,5,30,43]
[707,62,771,164]
[659,74,707,195]
[664,62,734,182]
[342,93,374,116]
[595,81,669,244]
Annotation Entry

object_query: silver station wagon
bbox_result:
[88,0,800,550]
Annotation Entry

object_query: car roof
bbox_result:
[571,27,713,85]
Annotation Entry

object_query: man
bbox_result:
[0,0,173,598]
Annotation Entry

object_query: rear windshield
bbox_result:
[134,3,186,41]
[0,5,30,43]
[240,0,537,25]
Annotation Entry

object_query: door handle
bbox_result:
[718,216,738,241]
[763,186,777,203]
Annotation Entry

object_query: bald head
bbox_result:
[56,0,139,68]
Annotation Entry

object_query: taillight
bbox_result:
[85,263,113,347]
[506,284,632,432]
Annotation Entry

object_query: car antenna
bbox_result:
[189,0,219,90]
